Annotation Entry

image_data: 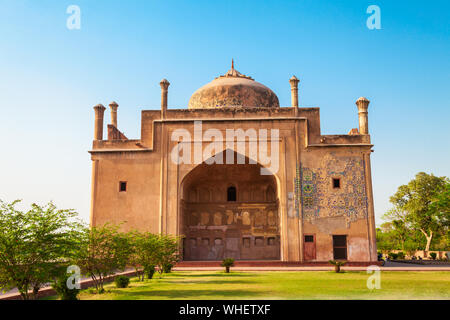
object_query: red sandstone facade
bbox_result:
[89,64,377,263]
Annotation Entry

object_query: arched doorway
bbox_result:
[180,150,280,261]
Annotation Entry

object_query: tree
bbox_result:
[429,182,450,228]
[376,227,395,254]
[389,172,449,251]
[155,234,181,275]
[0,200,84,300]
[221,258,235,273]
[74,224,131,293]
[127,231,145,281]
[403,240,419,259]
[128,231,161,281]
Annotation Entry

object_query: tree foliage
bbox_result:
[155,234,181,274]
[0,199,184,297]
[0,200,84,300]
[380,172,449,252]
[128,231,160,281]
[74,224,131,293]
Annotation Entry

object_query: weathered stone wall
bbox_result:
[90,106,376,262]
[300,148,374,261]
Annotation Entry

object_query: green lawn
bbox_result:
[69,271,450,300]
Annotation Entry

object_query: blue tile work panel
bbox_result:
[294,165,301,218]
[300,154,368,228]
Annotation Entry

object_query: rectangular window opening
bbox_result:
[119,181,127,192]
[332,178,341,189]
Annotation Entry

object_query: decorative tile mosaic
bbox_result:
[300,154,368,228]
[294,165,301,218]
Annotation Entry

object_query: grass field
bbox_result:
[64,271,450,300]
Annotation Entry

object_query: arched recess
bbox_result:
[179,149,280,261]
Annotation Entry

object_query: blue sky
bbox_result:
[0,0,449,225]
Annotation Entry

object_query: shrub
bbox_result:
[128,232,160,281]
[388,252,399,260]
[163,263,174,273]
[114,276,130,288]
[397,251,405,260]
[429,252,437,260]
[127,232,181,279]
[52,273,80,300]
[156,235,181,275]
[145,265,156,279]
[328,260,346,273]
[221,258,235,273]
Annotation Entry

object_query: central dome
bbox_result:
[188,62,280,109]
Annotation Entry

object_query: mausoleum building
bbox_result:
[89,62,377,263]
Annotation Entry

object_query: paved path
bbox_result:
[383,260,450,268]
[173,266,450,271]
[174,261,450,272]
[0,269,136,298]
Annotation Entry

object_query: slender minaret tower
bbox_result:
[355,97,370,134]
[109,101,118,127]
[93,104,106,140]
[160,79,170,119]
[289,75,300,108]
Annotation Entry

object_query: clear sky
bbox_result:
[0,0,449,225]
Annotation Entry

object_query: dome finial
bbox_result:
[231,58,234,70]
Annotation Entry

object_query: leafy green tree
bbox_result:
[155,234,181,275]
[389,172,449,251]
[0,200,84,300]
[429,181,450,228]
[404,240,419,258]
[128,231,160,281]
[127,231,145,281]
[376,227,395,254]
[74,224,131,293]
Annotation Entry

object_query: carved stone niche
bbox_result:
[254,211,266,227]
[198,212,208,225]
[242,237,251,248]
[242,211,251,225]
[188,188,197,202]
[267,210,276,226]
[213,212,222,226]
[255,237,264,247]
[225,210,234,224]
